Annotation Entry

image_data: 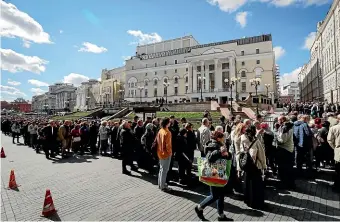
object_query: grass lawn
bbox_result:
[51,110,99,121]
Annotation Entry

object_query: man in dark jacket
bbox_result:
[120,121,138,175]
[42,120,59,159]
[110,122,119,157]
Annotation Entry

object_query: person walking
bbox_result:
[194,131,233,221]
[156,117,172,192]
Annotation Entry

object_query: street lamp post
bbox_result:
[198,76,206,102]
[138,86,144,104]
[265,84,270,97]
[163,82,170,104]
[224,77,240,115]
[250,78,261,115]
[118,89,124,107]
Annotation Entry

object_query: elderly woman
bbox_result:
[99,121,109,156]
[241,125,267,209]
[71,124,82,155]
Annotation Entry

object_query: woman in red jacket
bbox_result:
[71,124,82,155]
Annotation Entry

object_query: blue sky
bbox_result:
[0,0,332,101]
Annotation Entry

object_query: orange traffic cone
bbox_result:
[8,170,19,189]
[41,189,56,217]
[1,147,6,158]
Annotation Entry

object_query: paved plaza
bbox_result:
[1,134,340,221]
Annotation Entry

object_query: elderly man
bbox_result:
[58,120,71,158]
[197,118,211,157]
[327,114,340,193]
[43,120,59,159]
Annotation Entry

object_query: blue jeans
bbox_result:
[158,157,171,189]
[199,186,224,215]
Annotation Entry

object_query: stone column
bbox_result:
[201,61,205,94]
[193,62,197,92]
[214,59,221,91]
[205,61,210,92]
[188,63,193,92]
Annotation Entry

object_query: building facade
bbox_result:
[300,0,340,103]
[124,35,276,104]
[52,83,77,111]
[281,82,300,102]
[75,79,100,111]
[31,90,56,113]
[101,66,125,105]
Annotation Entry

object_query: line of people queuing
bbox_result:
[1,110,340,221]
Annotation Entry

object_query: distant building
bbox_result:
[101,66,125,105]
[75,79,100,111]
[279,95,295,104]
[281,82,300,102]
[10,98,31,113]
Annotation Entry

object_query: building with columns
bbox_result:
[100,67,125,105]
[124,35,277,104]
[299,0,340,103]
[75,79,100,111]
[52,83,77,111]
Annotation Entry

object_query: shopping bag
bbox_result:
[197,157,231,187]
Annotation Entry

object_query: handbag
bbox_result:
[197,157,231,187]
[239,139,257,172]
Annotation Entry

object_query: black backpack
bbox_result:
[239,139,257,172]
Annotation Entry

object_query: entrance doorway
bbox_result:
[221,96,228,104]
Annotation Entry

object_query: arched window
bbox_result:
[145,81,148,86]
[164,78,168,83]
[154,79,158,86]
[185,76,188,83]
[174,77,178,84]
[241,71,246,77]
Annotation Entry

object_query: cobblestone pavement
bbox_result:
[1,134,340,221]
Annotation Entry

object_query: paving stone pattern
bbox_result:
[1,134,340,221]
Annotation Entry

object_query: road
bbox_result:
[1,134,340,221]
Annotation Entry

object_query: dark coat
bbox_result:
[120,128,136,155]
[43,126,59,142]
[204,139,231,164]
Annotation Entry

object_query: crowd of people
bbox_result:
[1,109,340,221]
[282,101,340,117]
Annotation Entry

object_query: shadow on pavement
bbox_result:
[51,154,98,164]
[45,212,61,221]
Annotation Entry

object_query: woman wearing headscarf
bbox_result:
[141,123,156,173]
[241,125,267,209]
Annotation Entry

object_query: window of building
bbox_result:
[164,78,168,83]
[185,86,188,93]
[185,76,188,83]
[155,71,157,75]
[241,82,246,91]
[256,60,260,64]
[241,51,244,56]
[242,61,245,66]
[165,61,167,65]
[164,87,167,95]
[154,79,158,85]
[209,64,215,71]
[175,60,178,64]
[132,66,134,70]
[256,49,260,54]
[197,66,201,72]
[209,73,215,91]
[145,81,148,86]
[155,62,157,67]
[164,70,167,74]
[174,87,178,95]
[222,63,229,69]
[145,64,148,68]
[174,77,178,84]
[145,89,148,97]
[154,88,157,97]
[203,79,206,90]
[186,67,188,72]
[241,71,246,77]
[175,69,177,73]
[145,73,147,76]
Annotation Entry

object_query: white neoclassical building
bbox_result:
[51,83,77,111]
[124,35,277,104]
[75,79,100,111]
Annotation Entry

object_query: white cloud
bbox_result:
[22,40,30,48]
[0,85,26,97]
[122,56,131,65]
[7,79,21,86]
[127,30,162,45]
[207,0,248,13]
[235,11,249,28]
[0,0,52,46]
[97,77,101,81]
[207,0,330,12]
[303,32,316,50]
[59,30,63,34]
[0,48,48,74]
[30,88,46,95]
[78,42,108,53]
[273,46,286,60]
[63,73,90,86]
[28,79,49,87]
[280,67,302,89]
